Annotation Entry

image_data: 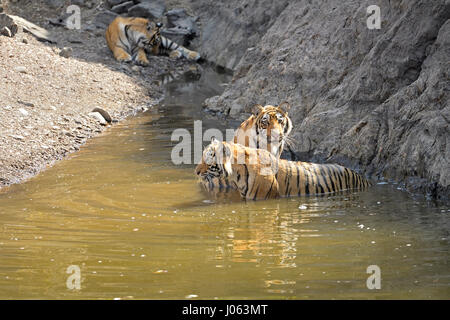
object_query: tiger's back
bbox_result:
[276,160,371,197]
[196,141,371,200]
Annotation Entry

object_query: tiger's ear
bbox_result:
[251,104,264,116]
[278,101,291,113]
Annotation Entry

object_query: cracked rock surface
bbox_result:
[199,0,449,199]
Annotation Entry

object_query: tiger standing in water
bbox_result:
[105,17,200,66]
[195,139,371,200]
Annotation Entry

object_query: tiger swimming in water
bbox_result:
[106,17,200,66]
[199,103,293,192]
[195,138,371,200]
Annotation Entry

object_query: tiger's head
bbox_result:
[195,138,232,182]
[234,102,293,158]
[136,20,162,50]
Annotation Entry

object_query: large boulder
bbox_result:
[127,0,166,20]
[166,8,197,35]
[111,1,135,14]
[92,10,118,29]
[162,8,198,46]
[190,0,290,70]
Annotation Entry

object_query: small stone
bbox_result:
[15,66,27,73]
[91,107,112,123]
[88,111,107,125]
[59,47,72,58]
[18,108,29,116]
[22,38,28,44]
[11,135,25,141]
[0,26,12,37]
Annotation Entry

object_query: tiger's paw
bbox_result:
[135,57,149,66]
[134,49,149,66]
[169,50,182,59]
[116,55,132,63]
[114,50,133,63]
[187,50,201,61]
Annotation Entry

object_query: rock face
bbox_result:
[161,8,198,46]
[198,0,450,199]
[189,0,290,70]
[127,0,166,19]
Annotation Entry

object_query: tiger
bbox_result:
[199,102,293,192]
[195,138,371,200]
[105,16,200,66]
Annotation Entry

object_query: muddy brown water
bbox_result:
[0,67,448,299]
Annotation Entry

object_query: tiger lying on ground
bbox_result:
[195,138,371,200]
[106,17,200,66]
[199,103,293,191]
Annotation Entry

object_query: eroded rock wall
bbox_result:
[197,0,449,198]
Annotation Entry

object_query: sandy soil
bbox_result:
[0,0,199,189]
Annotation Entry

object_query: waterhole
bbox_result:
[0,66,448,299]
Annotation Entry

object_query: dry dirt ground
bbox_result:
[0,0,199,189]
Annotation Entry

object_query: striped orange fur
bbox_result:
[106,16,200,65]
[199,103,293,192]
[195,140,371,200]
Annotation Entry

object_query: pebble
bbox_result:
[298,205,307,210]
[11,135,25,141]
[88,111,107,125]
[18,108,29,116]
[14,66,27,73]
[0,26,12,37]
[59,47,72,58]
[92,107,112,123]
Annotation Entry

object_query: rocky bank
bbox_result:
[0,0,448,200]
[194,0,449,199]
[0,0,199,190]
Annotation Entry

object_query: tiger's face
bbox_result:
[249,102,293,156]
[255,104,292,142]
[140,21,162,49]
[195,138,232,182]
